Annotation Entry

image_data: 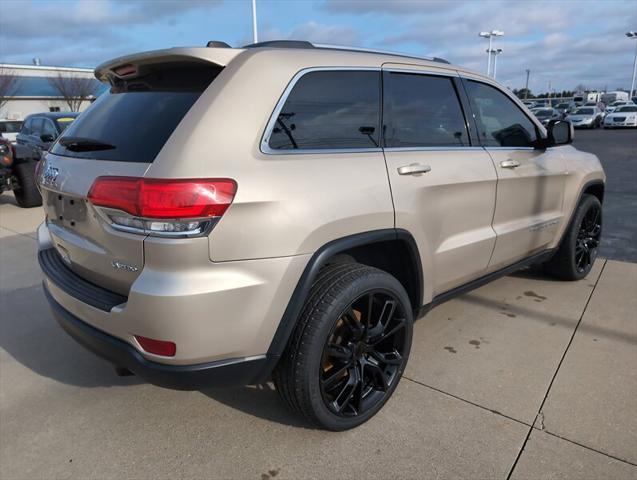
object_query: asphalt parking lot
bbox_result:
[572,128,637,263]
[1,130,636,479]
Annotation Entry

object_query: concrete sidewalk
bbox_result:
[1,197,636,479]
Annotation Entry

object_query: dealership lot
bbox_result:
[1,129,636,479]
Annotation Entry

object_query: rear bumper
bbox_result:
[43,284,270,390]
[36,221,310,367]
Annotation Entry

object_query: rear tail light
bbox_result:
[134,335,176,357]
[88,177,237,237]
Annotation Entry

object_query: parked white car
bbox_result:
[0,119,23,144]
[605,101,634,114]
[566,107,603,129]
[603,105,637,128]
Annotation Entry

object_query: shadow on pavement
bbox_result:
[0,194,19,206]
[201,383,313,429]
[0,283,142,388]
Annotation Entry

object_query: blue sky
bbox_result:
[1,0,636,94]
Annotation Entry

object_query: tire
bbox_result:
[13,161,42,208]
[273,263,413,431]
[544,194,602,280]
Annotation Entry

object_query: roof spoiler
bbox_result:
[94,47,242,82]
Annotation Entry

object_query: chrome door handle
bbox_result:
[397,163,432,175]
[500,159,521,168]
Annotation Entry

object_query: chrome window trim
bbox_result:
[482,146,536,151]
[383,146,485,153]
[382,67,459,78]
[260,67,382,155]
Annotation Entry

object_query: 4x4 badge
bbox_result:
[111,260,139,273]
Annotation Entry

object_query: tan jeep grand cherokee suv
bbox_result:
[37,41,605,430]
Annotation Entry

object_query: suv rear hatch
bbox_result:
[40,52,229,296]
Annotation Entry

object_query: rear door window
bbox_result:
[383,72,469,147]
[31,118,44,137]
[21,118,32,135]
[465,80,538,147]
[267,70,381,150]
[43,119,57,137]
[51,64,222,162]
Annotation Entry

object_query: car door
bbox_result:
[461,77,566,270]
[41,118,58,150]
[381,66,498,299]
[29,117,45,150]
[16,117,32,146]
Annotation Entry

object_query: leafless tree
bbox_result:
[47,73,98,111]
[0,67,21,111]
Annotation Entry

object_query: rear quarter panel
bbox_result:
[145,49,396,262]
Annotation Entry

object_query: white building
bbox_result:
[0,63,105,120]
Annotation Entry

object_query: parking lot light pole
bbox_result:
[627,31,637,98]
[479,30,503,76]
[490,48,503,80]
[252,0,258,43]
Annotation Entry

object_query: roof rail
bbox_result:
[313,44,450,64]
[240,40,450,64]
[243,40,315,49]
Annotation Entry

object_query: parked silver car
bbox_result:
[566,107,603,129]
[532,107,562,125]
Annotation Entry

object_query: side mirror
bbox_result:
[40,134,55,143]
[546,120,573,146]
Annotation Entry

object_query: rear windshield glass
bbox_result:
[51,64,221,162]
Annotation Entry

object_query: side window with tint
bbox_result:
[22,118,32,135]
[465,81,538,147]
[383,72,469,147]
[31,118,44,136]
[42,120,57,137]
[268,71,381,150]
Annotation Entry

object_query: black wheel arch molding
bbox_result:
[557,178,605,247]
[259,228,423,381]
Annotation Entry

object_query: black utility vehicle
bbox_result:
[16,112,78,152]
[0,136,42,207]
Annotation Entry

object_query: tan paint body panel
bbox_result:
[384,149,498,298]
[39,46,605,366]
[485,147,567,269]
[40,154,150,295]
[39,222,309,365]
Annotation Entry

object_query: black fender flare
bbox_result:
[555,179,605,249]
[256,228,422,381]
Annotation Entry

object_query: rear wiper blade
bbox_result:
[59,137,116,152]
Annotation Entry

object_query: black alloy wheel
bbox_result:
[319,290,408,418]
[273,263,413,430]
[544,194,602,280]
[575,201,601,273]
